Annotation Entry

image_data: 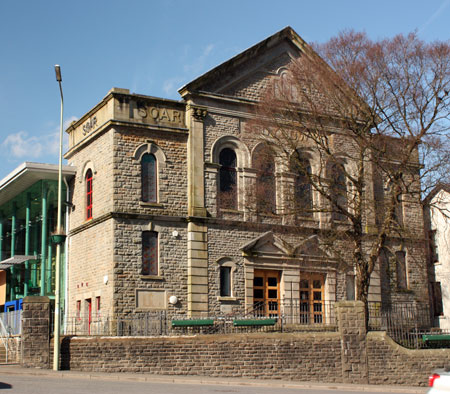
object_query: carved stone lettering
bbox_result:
[82,116,98,136]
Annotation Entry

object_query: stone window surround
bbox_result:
[210,136,357,224]
[216,257,237,301]
[133,142,167,205]
[80,160,96,222]
[138,221,165,280]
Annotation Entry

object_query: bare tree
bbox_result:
[251,31,450,325]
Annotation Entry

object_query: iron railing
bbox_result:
[367,301,448,349]
[60,300,336,337]
[54,300,450,350]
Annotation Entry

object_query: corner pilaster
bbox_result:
[187,221,208,316]
[187,105,207,217]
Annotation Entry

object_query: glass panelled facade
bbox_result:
[0,179,66,309]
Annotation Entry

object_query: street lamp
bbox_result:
[53,64,64,371]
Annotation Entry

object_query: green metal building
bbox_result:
[0,162,76,311]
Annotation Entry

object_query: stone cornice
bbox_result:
[69,212,187,236]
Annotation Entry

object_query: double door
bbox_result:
[300,273,325,324]
[253,270,280,317]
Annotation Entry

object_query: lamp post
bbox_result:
[53,64,64,371]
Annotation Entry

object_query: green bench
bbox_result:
[422,334,450,343]
[171,319,214,327]
[233,318,277,327]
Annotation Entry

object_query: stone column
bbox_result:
[21,296,51,368]
[336,300,368,384]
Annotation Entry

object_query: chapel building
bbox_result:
[65,27,429,322]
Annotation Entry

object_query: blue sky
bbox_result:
[0,0,449,181]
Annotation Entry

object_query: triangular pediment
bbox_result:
[293,235,330,259]
[241,231,292,257]
[179,26,370,118]
[179,27,307,99]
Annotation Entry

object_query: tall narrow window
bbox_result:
[219,148,237,209]
[395,251,407,289]
[142,231,158,276]
[220,266,232,297]
[85,169,93,220]
[291,153,312,217]
[253,145,276,214]
[141,153,157,203]
[330,163,347,222]
[431,282,443,317]
[96,296,101,317]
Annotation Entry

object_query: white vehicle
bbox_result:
[429,367,450,393]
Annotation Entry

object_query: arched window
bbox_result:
[219,148,237,209]
[142,231,158,276]
[85,169,93,220]
[253,145,276,214]
[290,153,312,217]
[330,163,347,222]
[141,153,157,203]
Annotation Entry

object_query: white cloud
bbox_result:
[1,115,78,160]
[2,131,43,159]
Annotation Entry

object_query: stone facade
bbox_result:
[64,27,429,323]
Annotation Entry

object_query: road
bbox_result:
[0,373,427,394]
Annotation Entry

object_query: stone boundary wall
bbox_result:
[367,331,450,386]
[21,298,450,386]
[60,333,343,381]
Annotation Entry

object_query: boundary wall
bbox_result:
[20,297,450,386]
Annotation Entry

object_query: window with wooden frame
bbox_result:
[142,231,158,276]
[141,153,157,203]
[219,148,237,209]
[85,169,93,220]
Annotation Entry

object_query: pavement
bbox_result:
[0,364,428,393]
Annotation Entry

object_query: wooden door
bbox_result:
[253,270,280,317]
[299,273,325,324]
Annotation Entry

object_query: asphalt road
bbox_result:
[0,373,427,394]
